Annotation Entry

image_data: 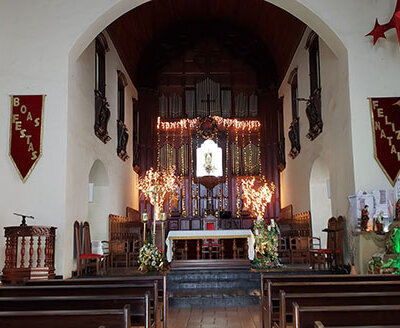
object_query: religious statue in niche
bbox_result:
[132,132,140,173]
[277,138,286,172]
[360,205,370,231]
[204,151,216,175]
[305,89,323,140]
[94,90,111,143]
[117,120,129,161]
[171,190,181,216]
[196,139,223,178]
[288,118,301,159]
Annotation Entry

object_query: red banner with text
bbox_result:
[370,97,400,186]
[9,95,45,182]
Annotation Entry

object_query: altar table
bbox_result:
[165,229,255,262]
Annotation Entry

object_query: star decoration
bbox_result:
[366,19,387,45]
[393,99,400,106]
[366,0,400,47]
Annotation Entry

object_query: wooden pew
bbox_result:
[261,273,400,328]
[263,279,400,328]
[0,283,156,327]
[314,321,398,328]
[293,303,400,328]
[25,275,168,328]
[0,294,150,327]
[279,291,400,328]
[0,305,131,328]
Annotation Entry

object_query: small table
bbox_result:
[165,229,255,262]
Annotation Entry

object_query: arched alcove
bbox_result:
[309,157,332,248]
[69,0,347,63]
[88,159,110,242]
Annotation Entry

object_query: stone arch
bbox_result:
[88,159,110,242]
[309,157,332,248]
[69,0,347,62]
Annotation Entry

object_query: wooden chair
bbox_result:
[290,236,310,264]
[278,237,291,264]
[128,234,142,267]
[74,221,102,276]
[309,237,328,270]
[110,240,130,267]
[83,221,109,272]
[201,216,221,259]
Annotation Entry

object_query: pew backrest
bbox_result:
[24,275,168,328]
[0,294,149,326]
[293,303,400,328]
[280,290,400,328]
[0,305,131,328]
[262,279,400,328]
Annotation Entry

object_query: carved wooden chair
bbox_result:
[278,236,291,264]
[74,221,102,276]
[82,221,109,273]
[309,236,328,270]
[201,216,221,259]
[290,236,310,264]
[110,240,130,267]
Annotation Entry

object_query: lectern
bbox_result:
[2,225,56,284]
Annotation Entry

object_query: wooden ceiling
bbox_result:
[107,0,306,89]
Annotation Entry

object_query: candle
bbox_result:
[159,212,167,222]
[141,212,149,223]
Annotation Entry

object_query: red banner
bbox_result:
[9,95,45,182]
[370,97,400,186]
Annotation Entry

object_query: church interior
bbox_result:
[1,0,400,327]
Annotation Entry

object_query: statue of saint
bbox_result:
[204,151,216,174]
[360,205,369,231]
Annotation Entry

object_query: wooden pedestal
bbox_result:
[2,225,56,284]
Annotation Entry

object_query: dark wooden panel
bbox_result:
[107,0,306,88]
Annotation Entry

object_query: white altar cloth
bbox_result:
[165,229,255,262]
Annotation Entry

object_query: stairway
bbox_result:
[167,268,261,308]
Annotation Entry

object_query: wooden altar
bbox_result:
[2,225,56,284]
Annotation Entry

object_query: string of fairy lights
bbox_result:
[150,115,270,218]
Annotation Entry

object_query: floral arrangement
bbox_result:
[197,116,219,140]
[138,241,164,272]
[252,218,282,269]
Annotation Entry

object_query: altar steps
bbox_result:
[167,268,260,308]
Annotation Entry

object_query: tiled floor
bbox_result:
[167,306,260,328]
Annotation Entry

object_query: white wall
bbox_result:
[1,0,400,276]
[64,32,138,276]
[279,29,354,224]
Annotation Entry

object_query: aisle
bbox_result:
[167,306,260,328]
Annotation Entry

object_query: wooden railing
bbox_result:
[3,225,56,284]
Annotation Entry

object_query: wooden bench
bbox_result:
[263,279,400,328]
[279,291,400,328]
[261,274,400,328]
[0,305,131,328]
[24,275,167,328]
[0,294,150,327]
[314,321,399,328]
[293,303,400,328]
[0,283,156,327]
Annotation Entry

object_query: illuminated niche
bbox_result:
[196,139,223,177]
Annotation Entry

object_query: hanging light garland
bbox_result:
[241,176,275,219]
[157,116,261,132]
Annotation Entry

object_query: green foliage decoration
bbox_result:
[252,219,282,270]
